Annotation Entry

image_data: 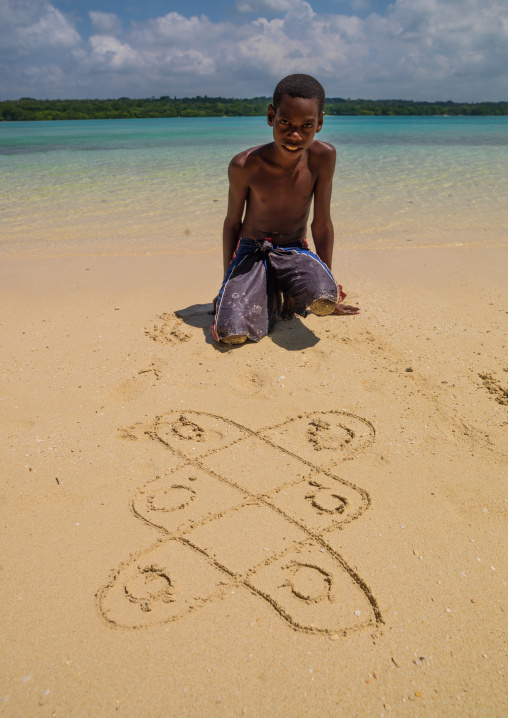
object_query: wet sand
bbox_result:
[1,246,507,716]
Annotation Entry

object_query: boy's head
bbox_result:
[272,74,325,115]
[268,74,325,158]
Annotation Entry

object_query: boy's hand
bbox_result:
[207,295,219,315]
[334,284,360,315]
[333,302,360,315]
[281,293,296,320]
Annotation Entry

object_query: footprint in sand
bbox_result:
[109,363,163,402]
[145,313,191,345]
[98,410,381,636]
[118,422,151,441]
[231,367,273,397]
[479,372,508,406]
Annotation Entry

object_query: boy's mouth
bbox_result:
[283,144,302,152]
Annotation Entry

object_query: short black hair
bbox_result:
[273,74,325,115]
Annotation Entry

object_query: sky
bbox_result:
[1,0,507,101]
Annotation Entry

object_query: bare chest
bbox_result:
[249,163,317,208]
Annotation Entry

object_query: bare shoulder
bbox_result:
[308,140,336,168]
[229,144,266,170]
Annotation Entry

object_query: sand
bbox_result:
[1,246,507,717]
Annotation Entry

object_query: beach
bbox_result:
[1,117,507,716]
[1,243,507,717]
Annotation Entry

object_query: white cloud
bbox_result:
[0,0,81,53]
[88,35,144,73]
[0,0,84,97]
[0,0,507,101]
[19,4,80,49]
[89,11,123,36]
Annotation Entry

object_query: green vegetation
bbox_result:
[1,96,507,121]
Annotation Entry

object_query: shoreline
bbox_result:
[1,237,507,262]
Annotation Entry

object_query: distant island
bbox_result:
[1,96,507,121]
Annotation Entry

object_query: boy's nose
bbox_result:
[288,128,302,141]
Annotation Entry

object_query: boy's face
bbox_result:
[267,94,323,160]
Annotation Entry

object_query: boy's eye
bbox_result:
[279,119,289,125]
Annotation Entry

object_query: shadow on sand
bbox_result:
[175,304,320,352]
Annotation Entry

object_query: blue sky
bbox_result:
[1,0,507,101]
[52,1,394,31]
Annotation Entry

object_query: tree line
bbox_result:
[1,96,507,121]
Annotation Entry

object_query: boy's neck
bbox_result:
[268,141,308,168]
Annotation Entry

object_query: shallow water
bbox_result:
[1,116,507,256]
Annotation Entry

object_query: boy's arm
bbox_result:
[310,144,336,270]
[311,145,360,315]
[222,157,249,273]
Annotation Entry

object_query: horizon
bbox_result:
[3,95,507,105]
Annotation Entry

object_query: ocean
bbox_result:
[1,116,507,256]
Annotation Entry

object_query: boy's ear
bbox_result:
[267,104,275,126]
[316,111,324,133]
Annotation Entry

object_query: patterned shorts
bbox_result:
[212,238,338,343]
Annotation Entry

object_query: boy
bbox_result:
[212,74,358,344]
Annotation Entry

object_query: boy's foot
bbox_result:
[309,298,337,316]
[221,335,248,345]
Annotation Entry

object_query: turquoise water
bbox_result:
[1,116,507,255]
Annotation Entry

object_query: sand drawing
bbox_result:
[98,410,382,636]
